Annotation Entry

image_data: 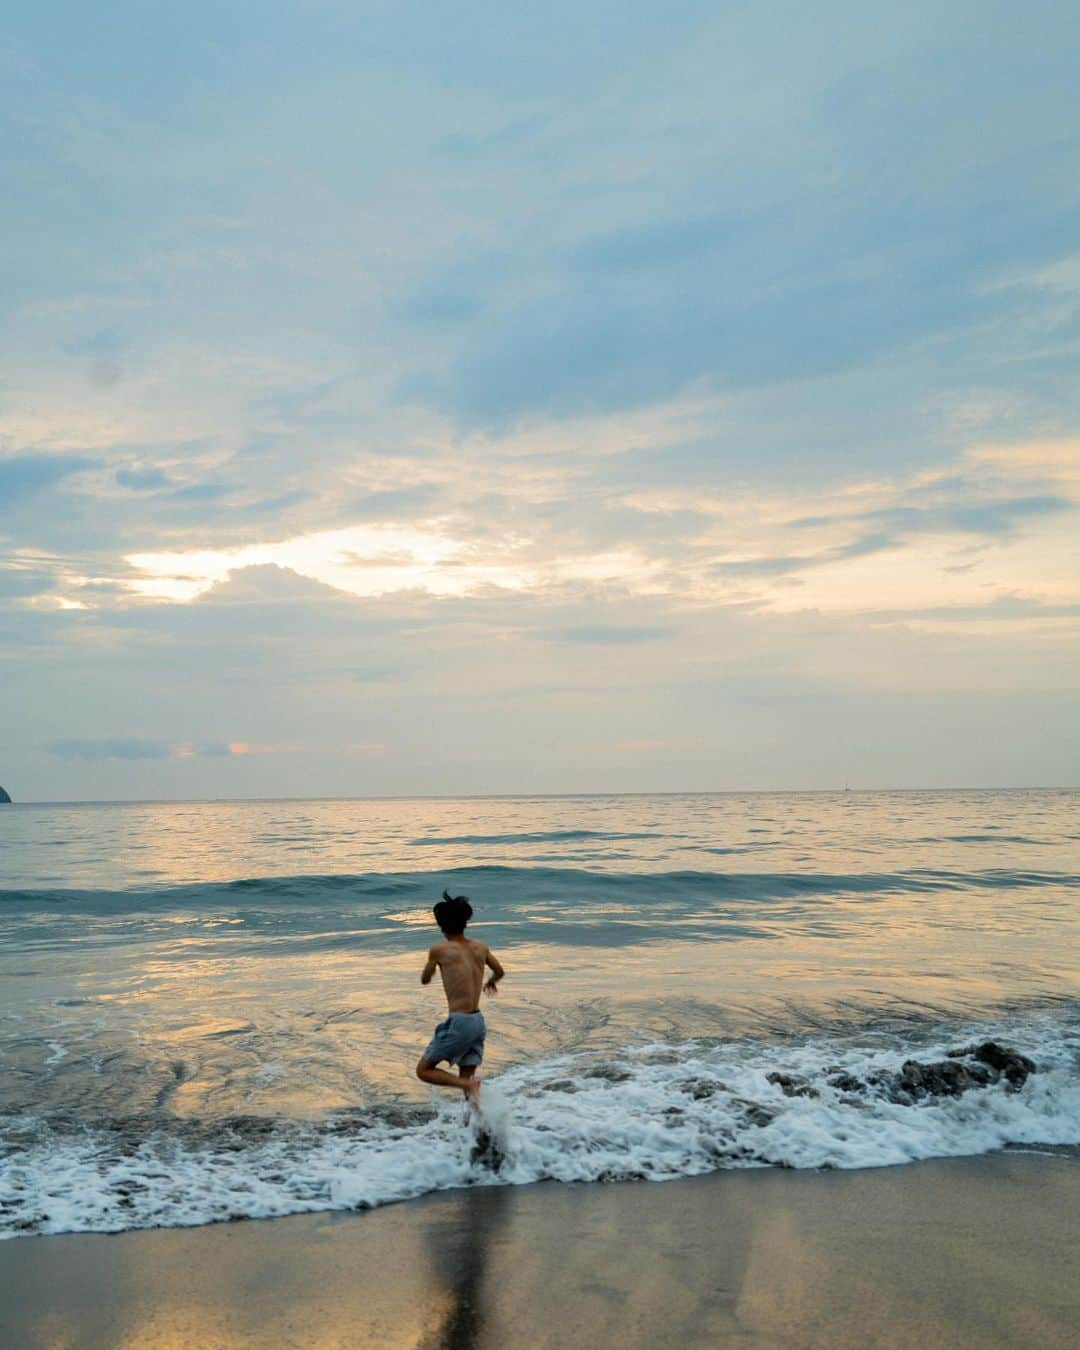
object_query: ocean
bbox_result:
[2,790,1078,1239]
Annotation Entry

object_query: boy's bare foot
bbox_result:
[464,1076,482,1102]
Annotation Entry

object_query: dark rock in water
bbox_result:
[324,1103,437,1133]
[543,1078,578,1093]
[957,1041,1037,1087]
[828,1072,865,1093]
[584,1065,633,1083]
[0,786,11,804]
[889,1043,1036,1102]
[732,1098,777,1128]
[766,1072,818,1099]
[896,1059,982,1100]
[595,1167,648,1183]
[683,1079,722,1101]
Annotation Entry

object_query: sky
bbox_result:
[2,1,1079,800]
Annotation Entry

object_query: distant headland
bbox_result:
[0,786,11,804]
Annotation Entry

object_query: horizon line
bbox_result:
[2,785,1077,807]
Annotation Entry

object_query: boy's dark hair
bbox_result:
[434,890,472,936]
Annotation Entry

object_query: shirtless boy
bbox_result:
[416,891,505,1100]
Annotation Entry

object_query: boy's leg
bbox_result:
[416,1058,476,1093]
[458,1064,481,1101]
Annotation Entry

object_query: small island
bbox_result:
[0,786,11,804]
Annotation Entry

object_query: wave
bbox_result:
[913,835,1051,845]
[3,1019,1077,1240]
[3,863,1077,913]
[5,864,1077,958]
[407,830,665,846]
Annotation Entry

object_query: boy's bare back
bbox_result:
[424,936,492,1012]
[416,892,503,1098]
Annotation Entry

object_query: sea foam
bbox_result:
[3,1022,1077,1240]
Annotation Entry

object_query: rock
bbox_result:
[583,1065,632,1083]
[896,1059,980,1099]
[889,1043,1036,1102]
[682,1080,723,1100]
[960,1041,1036,1087]
[596,1168,648,1183]
[732,1098,777,1127]
[0,786,11,804]
[766,1072,818,1098]
[827,1072,865,1093]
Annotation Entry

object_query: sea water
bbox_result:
[1,790,1078,1238]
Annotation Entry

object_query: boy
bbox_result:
[416,890,504,1100]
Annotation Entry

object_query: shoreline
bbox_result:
[2,1152,1077,1348]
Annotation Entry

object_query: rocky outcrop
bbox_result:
[956,1040,1037,1086]
[886,1041,1036,1103]
[0,786,11,803]
[692,1041,1037,1112]
[893,1057,992,1099]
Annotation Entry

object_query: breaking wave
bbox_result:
[4,1019,1078,1240]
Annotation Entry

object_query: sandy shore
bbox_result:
[1,1152,1077,1348]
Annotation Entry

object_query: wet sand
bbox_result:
[1,1153,1077,1348]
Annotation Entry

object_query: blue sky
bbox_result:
[2,2,1078,798]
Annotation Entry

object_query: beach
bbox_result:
[2,792,1078,1346]
[2,1153,1077,1348]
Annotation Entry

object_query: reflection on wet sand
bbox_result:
[418,1186,511,1350]
[2,1156,1076,1348]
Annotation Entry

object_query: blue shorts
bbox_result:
[422,1010,486,1068]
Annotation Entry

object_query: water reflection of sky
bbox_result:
[3,790,1076,889]
[2,791,1077,1119]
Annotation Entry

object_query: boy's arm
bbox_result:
[483,946,505,994]
[420,946,439,985]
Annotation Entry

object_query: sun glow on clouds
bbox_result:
[114,438,1079,626]
[173,741,273,758]
[126,524,663,603]
[126,523,535,602]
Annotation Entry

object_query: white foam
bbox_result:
[2,1023,1078,1240]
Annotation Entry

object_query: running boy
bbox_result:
[416,891,504,1100]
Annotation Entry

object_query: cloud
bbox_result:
[612,738,686,752]
[167,483,230,503]
[710,534,899,580]
[176,741,279,757]
[233,489,311,516]
[794,493,1073,538]
[62,327,128,386]
[115,466,173,490]
[123,525,538,602]
[47,736,285,763]
[349,486,442,519]
[0,568,58,599]
[546,624,676,644]
[0,456,96,508]
[711,555,813,578]
[863,596,1080,624]
[47,737,171,761]
[568,216,734,275]
[396,287,486,325]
